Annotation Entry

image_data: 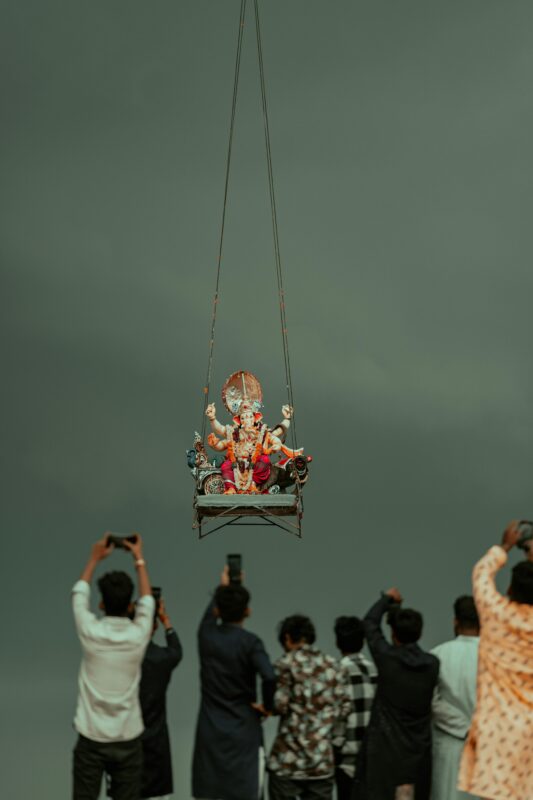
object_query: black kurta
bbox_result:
[139,627,183,798]
[354,596,439,800]
[192,598,276,800]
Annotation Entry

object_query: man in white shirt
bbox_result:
[430,596,480,800]
[72,533,154,800]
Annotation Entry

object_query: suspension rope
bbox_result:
[200,0,247,444]
[200,0,299,470]
[253,0,298,452]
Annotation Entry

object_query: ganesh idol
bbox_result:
[204,371,306,494]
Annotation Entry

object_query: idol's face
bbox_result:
[240,409,255,430]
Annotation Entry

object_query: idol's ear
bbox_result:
[253,413,263,422]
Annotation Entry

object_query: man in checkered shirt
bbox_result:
[332,616,377,800]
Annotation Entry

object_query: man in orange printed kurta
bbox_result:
[458,521,533,800]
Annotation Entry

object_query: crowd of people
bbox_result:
[71,522,533,800]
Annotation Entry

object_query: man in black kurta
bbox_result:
[355,589,439,800]
[139,597,183,799]
[192,569,276,800]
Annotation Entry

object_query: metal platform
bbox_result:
[194,492,303,538]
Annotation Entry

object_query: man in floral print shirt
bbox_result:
[267,615,351,800]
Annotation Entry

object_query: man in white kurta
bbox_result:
[430,596,479,800]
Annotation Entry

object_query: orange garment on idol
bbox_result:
[458,546,533,800]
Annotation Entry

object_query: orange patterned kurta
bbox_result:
[458,546,533,800]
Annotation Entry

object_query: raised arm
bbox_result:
[158,599,183,667]
[79,535,114,584]
[73,536,115,635]
[206,403,227,437]
[471,522,520,621]
[123,534,151,598]
[270,405,293,440]
[364,588,401,661]
[199,565,234,634]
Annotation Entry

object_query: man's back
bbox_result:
[333,652,377,779]
[198,611,271,715]
[431,636,479,737]
[459,545,533,800]
[140,633,182,734]
[73,580,154,742]
[140,630,183,800]
[192,597,275,800]
[268,644,348,780]
[360,594,439,800]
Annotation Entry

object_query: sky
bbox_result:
[1,1,533,797]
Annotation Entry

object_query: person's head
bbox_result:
[278,614,316,651]
[387,606,423,645]
[334,616,365,655]
[508,561,533,605]
[98,571,134,617]
[214,584,251,624]
[453,595,479,635]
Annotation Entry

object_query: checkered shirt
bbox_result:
[332,652,377,778]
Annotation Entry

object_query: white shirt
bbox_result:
[431,635,479,739]
[72,580,155,743]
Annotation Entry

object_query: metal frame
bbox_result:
[193,488,303,539]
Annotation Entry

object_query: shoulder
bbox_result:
[241,628,267,651]
[275,651,293,670]
[323,651,338,669]
[353,652,378,676]
[136,595,156,616]
[235,625,265,654]
[430,639,455,658]
[144,640,165,657]
[428,651,440,674]
[311,648,338,675]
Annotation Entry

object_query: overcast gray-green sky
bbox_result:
[2,1,533,797]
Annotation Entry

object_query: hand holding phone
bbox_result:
[227,554,242,585]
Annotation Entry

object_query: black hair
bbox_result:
[453,595,479,629]
[214,584,250,623]
[509,561,533,605]
[278,614,316,648]
[387,606,423,644]
[334,616,365,653]
[98,571,134,616]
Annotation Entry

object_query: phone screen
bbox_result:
[227,554,242,584]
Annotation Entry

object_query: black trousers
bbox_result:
[72,734,142,800]
[268,772,334,800]
[334,768,354,800]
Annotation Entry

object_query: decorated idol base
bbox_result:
[188,371,311,496]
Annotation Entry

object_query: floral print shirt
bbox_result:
[267,644,351,779]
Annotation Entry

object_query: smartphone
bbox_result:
[517,520,533,551]
[227,554,242,585]
[106,533,138,549]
